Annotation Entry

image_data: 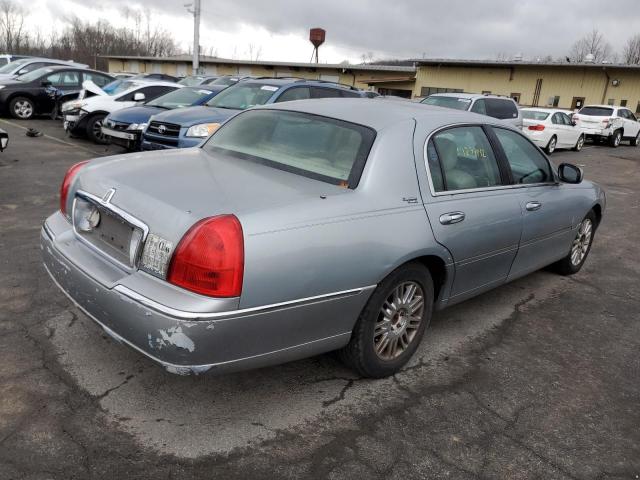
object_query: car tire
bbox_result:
[545,135,557,154]
[609,130,622,147]
[86,114,109,144]
[338,262,434,378]
[572,135,585,152]
[552,210,597,276]
[9,96,35,120]
[630,132,640,147]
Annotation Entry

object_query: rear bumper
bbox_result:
[41,212,371,375]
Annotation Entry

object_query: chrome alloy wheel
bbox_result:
[576,136,584,151]
[571,218,593,266]
[547,137,556,153]
[14,100,33,119]
[93,119,106,141]
[374,281,425,360]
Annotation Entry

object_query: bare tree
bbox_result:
[568,29,613,62]
[0,0,25,52]
[622,34,640,64]
[246,43,262,61]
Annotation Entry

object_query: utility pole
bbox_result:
[185,0,201,74]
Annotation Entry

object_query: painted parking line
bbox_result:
[0,118,99,154]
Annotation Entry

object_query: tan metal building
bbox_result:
[104,55,416,93]
[404,59,640,111]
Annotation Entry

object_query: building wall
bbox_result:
[413,65,640,111]
[107,59,404,90]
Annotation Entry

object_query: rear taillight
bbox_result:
[528,124,545,131]
[602,118,612,127]
[167,215,244,297]
[60,161,88,217]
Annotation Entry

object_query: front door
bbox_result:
[422,125,523,302]
[489,126,575,278]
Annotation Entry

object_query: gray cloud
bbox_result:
[47,0,640,60]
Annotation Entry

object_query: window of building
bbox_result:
[636,101,640,114]
[547,96,560,107]
[420,86,464,97]
[620,99,628,107]
[607,98,615,106]
[510,93,521,103]
[482,90,491,95]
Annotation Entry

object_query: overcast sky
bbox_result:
[26,0,640,63]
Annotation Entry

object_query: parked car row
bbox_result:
[421,92,640,153]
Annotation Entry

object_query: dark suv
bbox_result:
[141,77,368,150]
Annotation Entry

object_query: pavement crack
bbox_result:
[321,378,356,408]
[95,374,135,401]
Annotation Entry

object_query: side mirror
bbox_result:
[133,92,146,102]
[0,129,9,152]
[571,120,577,126]
[558,163,583,184]
[41,80,52,87]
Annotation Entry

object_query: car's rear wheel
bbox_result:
[552,211,596,276]
[609,130,622,147]
[338,262,433,378]
[630,132,640,147]
[572,135,585,152]
[86,114,108,144]
[545,135,557,154]
[9,96,35,120]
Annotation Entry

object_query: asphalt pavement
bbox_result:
[0,117,638,479]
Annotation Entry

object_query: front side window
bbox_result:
[493,127,553,184]
[428,126,502,192]
[207,83,278,110]
[422,96,472,111]
[203,110,375,188]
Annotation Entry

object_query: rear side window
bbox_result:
[204,110,376,188]
[485,99,518,119]
[493,128,553,184]
[428,126,502,192]
[580,106,613,116]
[311,87,342,99]
[275,87,311,103]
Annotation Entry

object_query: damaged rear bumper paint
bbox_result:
[41,212,372,375]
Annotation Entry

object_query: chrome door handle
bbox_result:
[439,212,465,225]
[526,201,542,211]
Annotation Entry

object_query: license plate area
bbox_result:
[72,194,145,269]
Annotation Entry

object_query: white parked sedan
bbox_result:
[521,108,585,154]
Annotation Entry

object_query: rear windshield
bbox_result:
[178,76,207,86]
[206,83,278,110]
[147,87,213,109]
[579,106,613,116]
[522,110,549,120]
[422,96,471,111]
[210,76,241,86]
[203,110,376,188]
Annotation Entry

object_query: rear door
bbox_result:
[421,125,523,302]
[490,126,575,279]
[619,109,640,138]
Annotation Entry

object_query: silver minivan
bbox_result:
[421,93,523,128]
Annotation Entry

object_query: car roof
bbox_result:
[428,92,514,101]
[261,98,508,131]
[581,104,618,109]
[522,107,571,114]
[241,77,360,91]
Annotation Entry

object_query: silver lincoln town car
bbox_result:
[41,99,606,378]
